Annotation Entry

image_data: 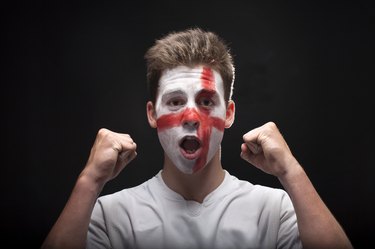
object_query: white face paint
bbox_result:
[155,65,227,174]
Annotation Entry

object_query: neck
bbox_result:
[161,150,225,203]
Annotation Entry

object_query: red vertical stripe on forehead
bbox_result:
[201,66,215,91]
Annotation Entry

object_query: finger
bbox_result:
[243,129,263,155]
[118,149,131,160]
[119,149,137,164]
[118,133,135,144]
[241,142,261,160]
[243,125,261,140]
[247,141,263,155]
[240,143,251,162]
[127,150,137,163]
[118,134,137,151]
[108,132,136,161]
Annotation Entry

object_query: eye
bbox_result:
[198,97,214,108]
[168,99,184,106]
[166,97,186,110]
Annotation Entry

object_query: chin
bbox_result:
[174,157,196,174]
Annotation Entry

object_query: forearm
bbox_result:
[279,160,353,249]
[41,174,104,249]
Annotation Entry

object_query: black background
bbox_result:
[3,0,374,248]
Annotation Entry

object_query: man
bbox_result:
[42,28,353,249]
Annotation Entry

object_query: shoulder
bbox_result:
[227,172,287,196]
[95,174,160,210]
[225,171,292,208]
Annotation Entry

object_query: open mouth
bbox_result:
[179,136,202,159]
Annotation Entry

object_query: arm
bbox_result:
[41,128,137,249]
[241,122,353,249]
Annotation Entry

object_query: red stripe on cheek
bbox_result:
[201,66,215,91]
[156,111,184,131]
[211,117,226,132]
[156,108,201,131]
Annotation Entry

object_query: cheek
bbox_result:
[155,103,168,118]
[209,104,227,119]
[200,121,224,148]
[198,108,226,137]
[157,127,180,142]
[157,128,180,155]
[198,114,225,148]
[207,129,224,155]
[158,129,174,145]
[210,129,224,143]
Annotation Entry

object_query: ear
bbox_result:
[224,100,235,128]
[146,101,157,128]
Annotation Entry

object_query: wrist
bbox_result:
[77,168,107,195]
[276,156,304,183]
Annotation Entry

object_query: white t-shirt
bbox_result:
[87,170,302,249]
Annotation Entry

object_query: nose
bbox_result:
[182,108,200,129]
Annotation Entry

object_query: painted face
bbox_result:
[155,65,227,174]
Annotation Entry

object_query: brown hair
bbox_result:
[144,28,235,103]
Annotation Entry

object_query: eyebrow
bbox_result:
[196,89,218,98]
[161,90,185,102]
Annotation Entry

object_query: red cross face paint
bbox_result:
[155,66,226,174]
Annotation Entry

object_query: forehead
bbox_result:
[158,65,224,94]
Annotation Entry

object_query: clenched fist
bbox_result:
[81,128,137,186]
[240,122,299,178]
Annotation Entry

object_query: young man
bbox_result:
[42,28,353,249]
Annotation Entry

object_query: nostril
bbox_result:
[184,120,200,128]
[181,108,200,128]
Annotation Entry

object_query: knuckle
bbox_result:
[264,122,277,134]
[243,131,250,141]
[266,121,277,129]
[98,128,110,138]
[128,143,136,151]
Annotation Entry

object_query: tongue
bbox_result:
[181,139,200,153]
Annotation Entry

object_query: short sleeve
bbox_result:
[87,199,112,249]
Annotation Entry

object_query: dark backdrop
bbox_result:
[3,0,374,248]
